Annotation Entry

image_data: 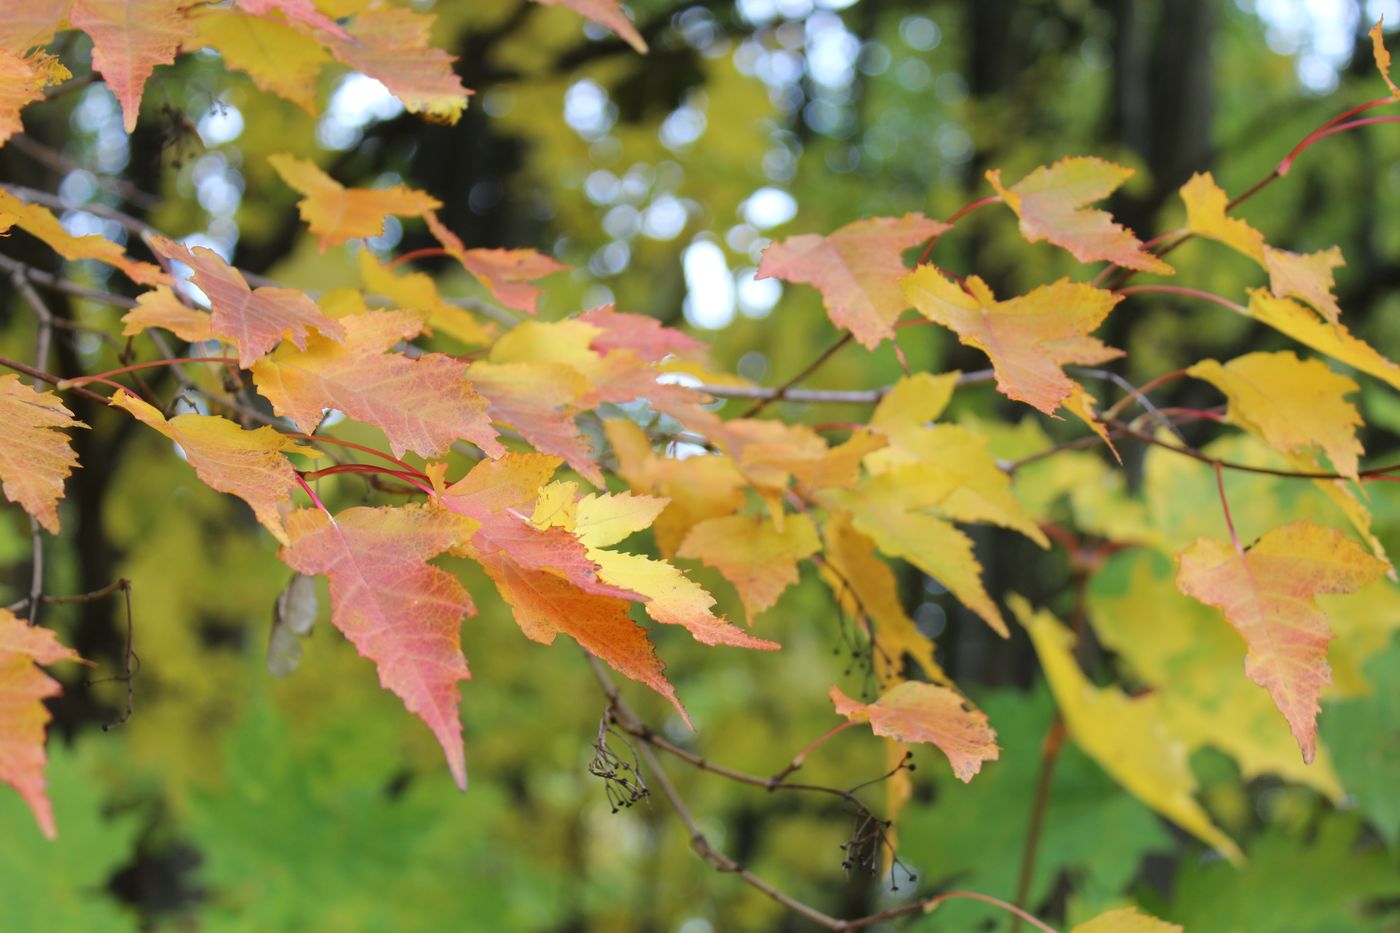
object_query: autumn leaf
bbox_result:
[605,419,746,556]
[0,609,83,838]
[1176,521,1388,763]
[902,268,1121,421]
[280,505,480,789]
[0,375,84,534]
[830,682,998,783]
[756,214,948,348]
[1071,907,1182,933]
[109,390,304,544]
[0,5,67,53]
[149,236,345,367]
[251,309,502,460]
[269,154,441,250]
[677,512,820,620]
[465,361,597,482]
[431,456,691,723]
[1188,351,1363,480]
[577,306,704,361]
[0,50,68,147]
[358,250,492,346]
[1244,289,1400,391]
[987,157,1172,273]
[1181,173,1347,321]
[70,0,194,132]
[819,511,947,686]
[326,7,471,124]
[424,212,568,314]
[120,287,214,343]
[1015,595,1243,863]
[533,482,778,650]
[1371,19,1400,98]
[0,190,167,286]
[818,467,1008,637]
[237,0,350,41]
[533,0,648,53]
[190,8,331,114]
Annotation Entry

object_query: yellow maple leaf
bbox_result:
[1244,290,1400,391]
[269,153,442,251]
[1015,595,1243,864]
[0,190,167,286]
[109,391,306,544]
[1188,351,1364,480]
[818,468,1008,637]
[359,250,492,346]
[676,512,820,621]
[0,50,69,147]
[1071,907,1181,933]
[120,287,215,343]
[532,481,777,650]
[190,9,330,113]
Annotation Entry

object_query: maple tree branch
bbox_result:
[0,356,110,405]
[697,368,995,405]
[0,254,140,309]
[741,333,855,417]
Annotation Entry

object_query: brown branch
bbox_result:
[741,333,854,417]
[0,254,140,309]
[698,368,994,405]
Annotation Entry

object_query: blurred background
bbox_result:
[2,0,1399,929]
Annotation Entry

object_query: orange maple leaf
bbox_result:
[0,50,68,147]
[252,309,502,460]
[677,512,821,620]
[0,375,85,534]
[149,236,345,367]
[533,0,648,53]
[280,505,479,789]
[756,214,949,349]
[987,157,1172,274]
[0,609,83,838]
[902,268,1122,418]
[1176,521,1388,763]
[0,190,168,286]
[109,391,304,544]
[431,456,691,723]
[70,0,193,132]
[268,154,442,251]
[830,683,999,783]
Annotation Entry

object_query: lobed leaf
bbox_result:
[533,0,648,53]
[0,375,85,534]
[268,154,441,251]
[830,682,998,783]
[0,609,83,838]
[1176,521,1388,763]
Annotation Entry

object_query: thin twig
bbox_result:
[741,333,854,417]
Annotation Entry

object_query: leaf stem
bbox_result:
[61,357,241,387]
[1215,461,1244,553]
[916,194,1000,265]
[388,247,453,268]
[1115,284,1248,315]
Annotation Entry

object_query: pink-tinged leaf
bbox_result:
[466,361,600,484]
[327,8,471,124]
[0,609,83,838]
[0,375,85,534]
[251,310,502,460]
[1264,246,1345,324]
[237,0,350,40]
[268,153,441,251]
[677,512,821,620]
[1176,521,1388,763]
[149,236,345,367]
[577,306,704,361]
[533,0,647,53]
[987,157,1173,274]
[425,212,568,314]
[69,0,193,133]
[830,682,998,783]
[280,506,479,789]
[756,214,949,349]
